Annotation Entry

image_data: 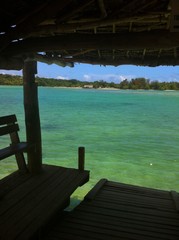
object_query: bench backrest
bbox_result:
[0,114,28,173]
[0,114,19,140]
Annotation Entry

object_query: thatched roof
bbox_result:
[0,0,179,69]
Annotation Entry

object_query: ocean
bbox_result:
[0,86,179,204]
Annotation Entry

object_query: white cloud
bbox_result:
[56,75,69,80]
[83,74,92,81]
[0,70,22,76]
[82,74,135,83]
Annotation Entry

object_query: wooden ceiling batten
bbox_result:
[56,0,95,24]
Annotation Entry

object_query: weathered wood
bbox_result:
[56,0,95,24]
[0,1,72,53]
[78,146,85,171]
[0,164,89,240]
[23,61,42,174]
[0,57,23,70]
[0,143,30,161]
[24,13,168,37]
[0,114,29,172]
[63,55,179,67]
[0,114,17,125]
[0,124,19,136]
[170,0,179,32]
[4,32,179,56]
[45,180,179,240]
[170,191,179,212]
[85,178,107,200]
[0,0,176,69]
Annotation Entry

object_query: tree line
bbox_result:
[0,74,179,90]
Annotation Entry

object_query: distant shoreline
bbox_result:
[0,73,179,90]
[1,85,179,91]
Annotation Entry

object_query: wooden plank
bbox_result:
[0,170,31,198]
[69,211,179,233]
[44,179,179,240]
[61,217,178,240]
[82,200,179,220]
[0,142,30,161]
[170,191,179,212]
[17,170,89,240]
[105,181,171,198]
[76,202,179,226]
[0,165,64,216]
[85,179,107,200]
[95,195,175,213]
[0,114,16,125]
[52,222,163,240]
[6,32,179,56]
[96,190,175,211]
[0,124,19,136]
[0,164,89,240]
[3,169,73,239]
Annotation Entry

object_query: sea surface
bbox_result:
[0,86,179,204]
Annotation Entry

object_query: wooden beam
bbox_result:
[63,56,179,67]
[26,54,74,67]
[23,61,42,174]
[0,57,23,70]
[98,0,107,18]
[56,0,95,24]
[0,0,72,52]
[3,32,179,56]
[29,14,168,36]
[170,0,179,32]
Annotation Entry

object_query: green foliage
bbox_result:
[0,73,179,90]
[0,74,23,85]
[120,78,179,90]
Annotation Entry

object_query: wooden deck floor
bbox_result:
[44,179,179,240]
[0,164,89,240]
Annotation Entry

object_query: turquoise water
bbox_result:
[0,86,179,202]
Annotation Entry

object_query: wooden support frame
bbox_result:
[23,60,42,174]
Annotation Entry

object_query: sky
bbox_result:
[1,62,179,83]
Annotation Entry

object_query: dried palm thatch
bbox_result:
[0,0,179,69]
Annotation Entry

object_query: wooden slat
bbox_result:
[58,218,176,240]
[0,142,30,161]
[69,211,179,233]
[0,164,89,240]
[96,192,175,212]
[105,181,171,199]
[0,124,19,136]
[170,191,179,212]
[45,179,179,240]
[0,114,16,125]
[85,178,107,200]
[19,170,89,239]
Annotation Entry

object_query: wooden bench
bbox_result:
[0,117,90,239]
[0,114,32,173]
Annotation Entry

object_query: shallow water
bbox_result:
[0,86,179,203]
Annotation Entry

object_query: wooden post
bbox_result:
[78,146,85,171]
[23,60,42,174]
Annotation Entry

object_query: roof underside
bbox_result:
[0,0,179,69]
